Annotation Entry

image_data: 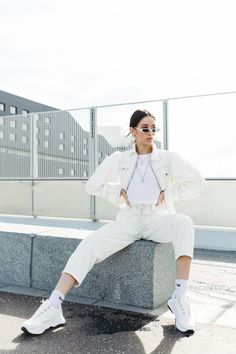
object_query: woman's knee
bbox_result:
[171,214,195,247]
[173,213,194,229]
[69,235,100,262]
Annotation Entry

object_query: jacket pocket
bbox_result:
[158,165,169,176]
[155,165,174,189]
[119,160,130,171]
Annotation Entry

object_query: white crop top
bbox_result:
[126,153,161,204]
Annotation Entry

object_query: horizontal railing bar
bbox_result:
[0,178,88,181]
[0,178,235,181]
[2,90,235,117]
[160,90,236,102]
[64,90,236,110]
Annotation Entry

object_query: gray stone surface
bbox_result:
[0,232,32,287]
[73,241,175,308]
[32,235,175,308]
[153,242,176,307]
[31,235,79,290]
[0,221,176,309]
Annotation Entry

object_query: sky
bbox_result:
[1,0,236,110]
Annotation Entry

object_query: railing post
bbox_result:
[30,113,38,217]
[163,99,169,150]
[89,107,98,221]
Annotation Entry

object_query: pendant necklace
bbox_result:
[136,153,152,183]
[138,153,151,165]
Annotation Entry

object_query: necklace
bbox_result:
[138,153,151,165]
[135,153,152,182]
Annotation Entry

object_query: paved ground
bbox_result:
[0,248,236,354]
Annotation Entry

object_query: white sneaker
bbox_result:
[167,295,195,334]
[21,299,66,335]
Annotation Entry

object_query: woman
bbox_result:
[21,109,208,335]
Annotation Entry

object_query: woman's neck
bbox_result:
[135,143,153,155]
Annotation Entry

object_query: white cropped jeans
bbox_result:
[62,203,195,288]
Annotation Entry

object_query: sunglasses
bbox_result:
[135,127,160,133]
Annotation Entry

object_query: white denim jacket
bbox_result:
[85,142,208,214]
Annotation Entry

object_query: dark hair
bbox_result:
[125,109,156,137]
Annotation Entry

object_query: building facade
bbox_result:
[0,90,161,179]
[0,90,57,116]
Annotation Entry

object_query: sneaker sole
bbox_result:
[167,303,195,335]
[21,321,66,336]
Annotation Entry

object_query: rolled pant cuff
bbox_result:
[175,251,193,261]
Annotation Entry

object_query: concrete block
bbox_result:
[73,241,175,308]
[0,232,32,287]
[31,235,79,290]
[32,235,175,309]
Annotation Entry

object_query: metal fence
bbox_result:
[0,101,165,181]
[0,91,236,218]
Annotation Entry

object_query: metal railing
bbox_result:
[0,90,236,219]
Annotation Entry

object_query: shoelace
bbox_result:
[32,299,51,318]
[178,297,191,317]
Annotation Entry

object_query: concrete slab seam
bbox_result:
[29,234,36,288]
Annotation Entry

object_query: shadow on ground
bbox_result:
[0,292,192,354]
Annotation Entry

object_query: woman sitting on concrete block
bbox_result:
[21,109,208,336]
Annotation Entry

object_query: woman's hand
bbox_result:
[120,189,131,207]
[155,191,165,206]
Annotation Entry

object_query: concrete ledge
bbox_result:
[0,230,176,309]
[32,235,175,308]
[0,284,167,316]
[32,235,79,291]
[0,232,32,287]
[77,241,175,308]
[1,215,235,311]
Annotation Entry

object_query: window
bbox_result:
[22,109,29,115]
[45,116,50,124]
[83,148,87,155]
[71,135,75,142]
[59,168,64,175]
[71,169,75,176]
[59,144,64,151]
[71,146,74,153]
[0,117,4,125]
[59,132,65,139]
[0,103,5,111]
[22,136,27,144]
[44,129,50,136]
[0,131,4,139]
[83,137,87,144]
[83,170,87,177]
[10,120,16,128]
[10,106,17,114]
[22,123,28,131]
[10,133,16,141]
[44,141,49,148]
